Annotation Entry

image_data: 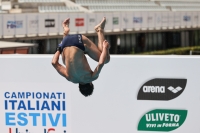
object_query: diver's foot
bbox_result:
[62,18,70,28]
[94,17,106,32]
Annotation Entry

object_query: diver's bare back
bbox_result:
[62,46,92,84]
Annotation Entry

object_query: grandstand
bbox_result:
[0,0,200,54]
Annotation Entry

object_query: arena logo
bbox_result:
[137,78,187,100]
[138,109,187,132]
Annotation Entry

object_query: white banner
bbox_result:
[198,12,200,27]
[15,14,26,37]
[77,13,87,34]
[48,13,59,35]
[168,12,174,29]
[181,12,187,28]
[86,13,96,33]
[3,14,15,37]
[186,12,192,28]
[174,12,181,29]
[104,12,112,32]
[192,12,198,28]
[112,12,121,32]
[69,13,78,34]
[126,12,134,31]
[148,12,155,30]
[59,13,69,35]
[0,14,2,38]
[133,12,142,30]
[0,56,72,133]
[38,13,48,36]
[27,13,38,36]
[120,12,127,31]
[162,12,168,29]
[0,55,200,133]
[155,12,162,29]
[141,12,148,30]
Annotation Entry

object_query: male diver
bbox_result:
[52,17,110,97]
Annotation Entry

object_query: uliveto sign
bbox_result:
[137,78,187,100]
[138,109,188,132]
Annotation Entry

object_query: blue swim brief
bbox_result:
[58,34,85,53]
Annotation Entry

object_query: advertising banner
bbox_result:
[15,14,26,37]
[181,12,187,28]
[27,13,38,36]
[0,55,200,133]
[3,14,15,37]
[104,12,112,32]
[86,13,96,33]
[0,14,2,38]
[48,13,59,35]
[148,12,155,30]
[168,12,174,29]
[155,12,162,29]
[112,12,121,32]
[126,12,134,31]
[69,13,78,34]
[162,12,168,29]
[38,13,48,36]
[174,12,181,29]
[186,12,192,28]
[192,12,198,28]
[141,12,148,30]
[198,12,200,27]
[77,13,87,34]
[0,56,72,133]
[133,12,142,30]
[59,13,69,35]
[120,12,127,31]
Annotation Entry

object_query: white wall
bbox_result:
[0,55,200,133]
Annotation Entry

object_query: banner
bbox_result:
[133,12,142,30]
[0,14,2,38]
[162,12,168,29]
[186,12,192,28]
[27,13,38,36]
[38,13,48,35]
[141,12,148,30]
[148,12,155,30]
[198,12,200,27]
[86,13,96,33]
[0,55,200,133]
[69,13,78,34]
[112,12,120,32]
[192,12,198,28]
[3,14,15,37]
[168,12,174,29]
[181,12,187,28]
[59,13,69,35]
[155,12,162,29]
[174,12,181,29]
[102,12,112,32]
[126,12,134,31]
[48,13,59,35]
[120,12,127,31]
[15,14,26,37]
[77,13,87,34]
